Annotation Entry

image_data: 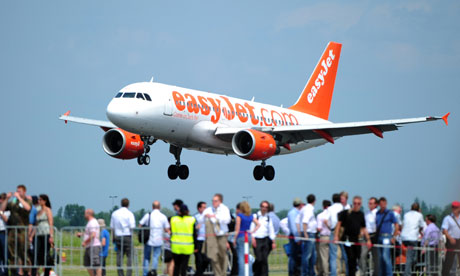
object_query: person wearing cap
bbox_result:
[288,197,304,276]
[441,201,460,276]
[170,204,196,276]
[98,219,110,276]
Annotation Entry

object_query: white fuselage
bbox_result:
[106,82,331,155]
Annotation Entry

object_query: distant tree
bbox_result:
[276,209,289,219]
[63,204,86,226]
[53,216,69,229]
[133,208,146,223]
[161,207,175,218]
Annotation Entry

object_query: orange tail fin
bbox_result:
[289,42,342,120]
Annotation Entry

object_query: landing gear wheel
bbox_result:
[137,156,144,165]
[168,165,178,180]
[253,166,264,181]
[264,165,275,181]
[178,165,189,180]
[143,155,150,165]
[145,145,150,154]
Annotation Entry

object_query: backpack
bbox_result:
[138,212,151,244]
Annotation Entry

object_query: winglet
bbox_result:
[442,112,450,126]
[63,110,71,124]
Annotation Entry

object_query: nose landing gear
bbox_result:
[253,160,275,181]
[137,136,156,166]
[168,145,189,180]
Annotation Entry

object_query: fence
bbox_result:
[1,226,459,275]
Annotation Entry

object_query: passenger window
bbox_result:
[115,92,123,98]
[123,93,135,98]
[144,93,152,101]
[136,93,145,100]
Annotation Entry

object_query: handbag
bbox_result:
[138,212,151,244]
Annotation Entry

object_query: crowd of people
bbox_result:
[0,185,459,276]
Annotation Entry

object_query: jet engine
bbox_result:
[232,129,276,160]
[102,128,144,159]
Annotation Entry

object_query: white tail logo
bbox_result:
[307,49,335,104]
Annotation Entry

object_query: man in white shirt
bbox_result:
[400,202,425,276]
[194,201,210,276]
[139,201,170,276]
[360,197,379,276]
[111,198,136,276]
[328,193,344,276]
[82,209,102,276]
[317,200,331,276]
[296,194,317,276]
[202,193,231,276]
[252,200,276,276]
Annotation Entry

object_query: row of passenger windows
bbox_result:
[115,92,152,101]
[175,100,295,126]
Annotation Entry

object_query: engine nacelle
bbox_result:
[232,129,276,161]
[102,128,144,160]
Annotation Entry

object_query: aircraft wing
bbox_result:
[215,113,450,144]
[59,111,116,130]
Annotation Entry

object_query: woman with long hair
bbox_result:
[32,194,54,276]
[233,201,260,276]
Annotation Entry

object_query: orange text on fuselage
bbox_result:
[172,91,299,126]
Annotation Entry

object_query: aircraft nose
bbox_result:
[106,99,126,124]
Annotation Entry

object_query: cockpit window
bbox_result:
[115,92,123,98]
[123,92,135,98]
[144,93,152,101]
[136,93,145,100]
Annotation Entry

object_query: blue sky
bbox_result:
[1,1,458,214]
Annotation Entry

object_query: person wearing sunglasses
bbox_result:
[334,196,372,276]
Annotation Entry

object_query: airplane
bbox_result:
[59,42,449,181]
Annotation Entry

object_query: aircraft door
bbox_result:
[163,96,173,116]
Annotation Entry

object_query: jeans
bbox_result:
[329,232,337,276]
[236,236,252,276]
[403,241,417,276]
[378,235,392,276]
[143,245,162,276]
[0,231,7,276]
[288,236,301,276]
[301,233,316,276]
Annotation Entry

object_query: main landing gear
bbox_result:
[253,160,275,181]
[137,136,156,166]
[168,145,189,180]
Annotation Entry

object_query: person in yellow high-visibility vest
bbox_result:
[170,204,196,276]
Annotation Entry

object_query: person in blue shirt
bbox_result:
[98,218,110,276]
[233,201,260,276]
[375,197,399,276]
[287,198,304,276]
